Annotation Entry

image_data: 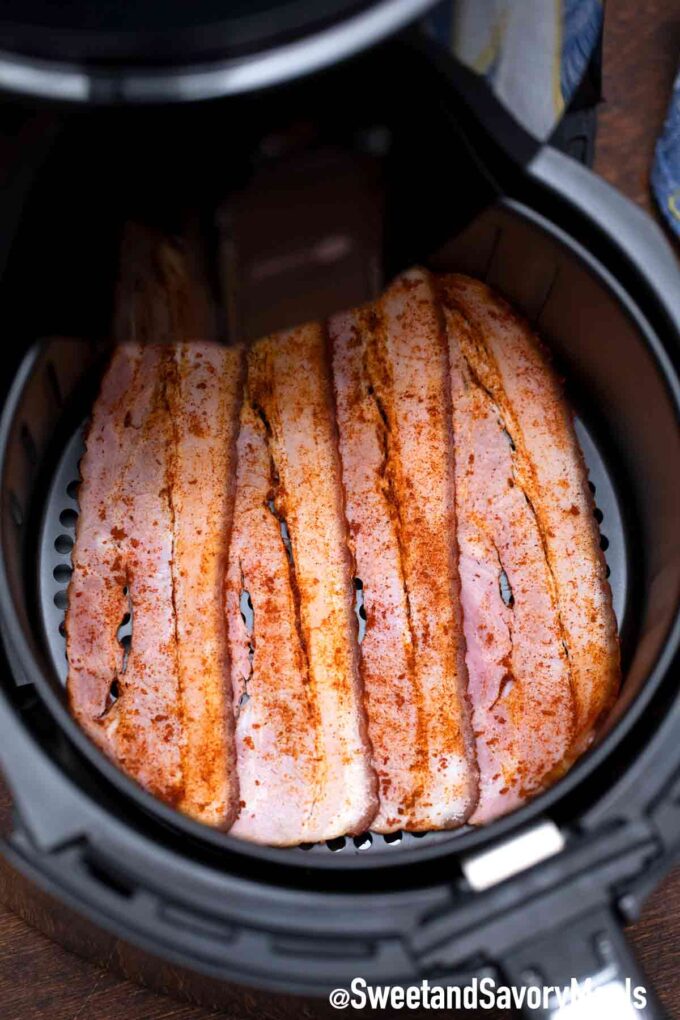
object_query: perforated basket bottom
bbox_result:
[38,416,627,856]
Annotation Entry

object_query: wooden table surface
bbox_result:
[0,2,678,1018]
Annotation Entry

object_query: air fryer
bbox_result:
[0,18,677,1020]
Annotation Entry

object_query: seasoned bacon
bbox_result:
[68,342,244,820]
[113,223,216,345]
[67,345,184,803]
[246,323,378,838]
[172,343,244,827]
[226,402,321,844]
[68,237,620,840]
[109,346,185,802]
[375,269,478,827]
[331,269,478,830]
[437,283,576,822]
[443,275,620,761]
[68,222,242,822]
[68,340,243,821]
[329,307,418,832]
[66,343,143,748]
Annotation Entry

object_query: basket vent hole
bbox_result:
[54,589,68,610]
[593,507,604,524]
[600,534,609,552]
[9,491,23,527]
[59,508,78,529]
[353,577,366,643]
[498,567,514,608]
[326,837,346,852]
[239,590,254,634]
[353,833,373,850]
[20,424,38,466]
[58,620,66,638]
[605,564,611,579]
[53,563,72,584]
[298,843,314,852]
[55,534,73,554]
[383,831,403,845]
[117,617,132,646]
[410,830,426,838]
[102,678,121,715]
[588,481,596,494]
[67,479,80,500]
[117,607,133,671]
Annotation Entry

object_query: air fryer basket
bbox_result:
[0,192,676,867]
[0,182,678,1008]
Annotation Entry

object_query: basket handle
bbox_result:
[500,905,667,1019]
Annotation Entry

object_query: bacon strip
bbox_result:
[69,220,242,821]
[69,249,619,838]
[68,342,243,819]
[338,269,478,829]
[171,343,243,827]
[329,307,423,832]
[66,344,143,746]
[443,274,620,758]
[437,285,575,822]
[226,402,321,844]
[113,223,216,345]
[107,346,185,802]
[247,324,378,838]
[67,345,183,803]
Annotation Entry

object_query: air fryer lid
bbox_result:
[0,0,437,102]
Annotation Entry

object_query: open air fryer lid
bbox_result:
[0,0,438,103]
[0,0,602,140]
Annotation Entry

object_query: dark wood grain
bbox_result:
[595,7,680,1010]
[594,0,680,221]
[0,1,677,1018]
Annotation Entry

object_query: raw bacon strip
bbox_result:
[171,342,244,827]
[437,286,575,822]
[66,344,142,746]
[443,274,620,755]
[69,223,241,819]
[68,345,185,803]
[113,223,216,345]
[361,268,479,829]
[226,402,321,845]
[109,345,184,803]
[247,324,378,838]
[329,307,421,832]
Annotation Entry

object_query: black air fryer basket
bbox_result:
[0,26,678,1020]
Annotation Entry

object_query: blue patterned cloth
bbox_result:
[652,69,680,239]
[426,1,679,236]
[560,0,602,102]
